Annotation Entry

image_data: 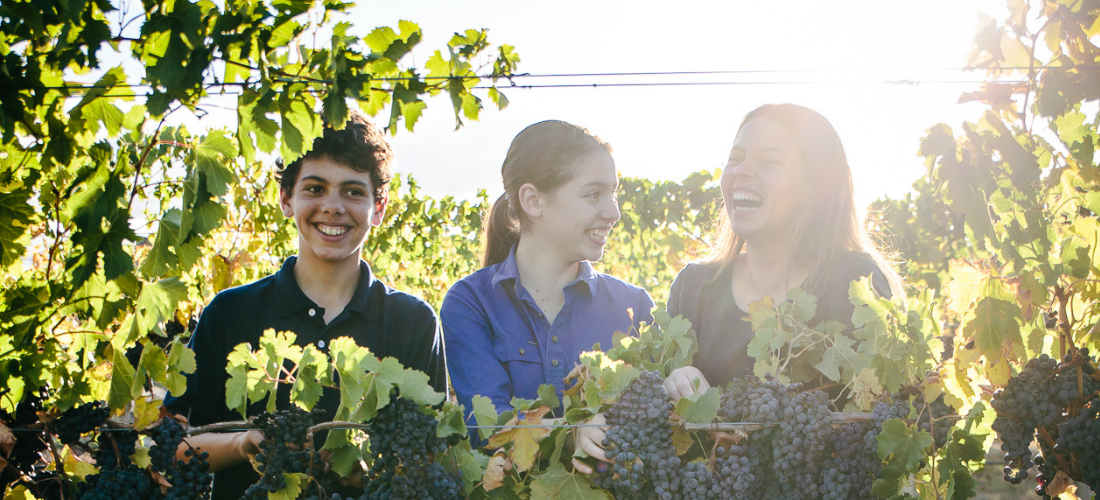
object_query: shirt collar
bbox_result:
[274,256,381,320]
[490,246,598,297]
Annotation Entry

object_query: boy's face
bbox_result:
[279,156,387,266]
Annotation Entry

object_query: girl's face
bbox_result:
[528,151,621,263]
[720,116,812,244]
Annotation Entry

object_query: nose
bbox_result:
[728,160,755,180]
[603,193,621,224]
[320,191,344,215]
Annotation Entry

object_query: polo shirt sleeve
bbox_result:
[440,280,514,419]
[164,293,231,426]
[409,300,448,395]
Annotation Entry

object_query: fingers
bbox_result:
[663,366,710,400]
[572,457,593,475]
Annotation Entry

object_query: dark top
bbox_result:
[666,252,892,389]
[165,256,446,500]
[441,247,654,442]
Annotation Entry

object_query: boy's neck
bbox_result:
[292,251,361,323]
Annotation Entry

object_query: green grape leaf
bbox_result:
[436,401,468,439]
[963,297,1022,362]
[528,463,613,500]
[107,347,138,411]
[472,395,499,441]
[291,345,326,410]
[268,472,306,500]
[325,444,361,478]
[534,383,560,412]
[0,187,34,268]
[139,341,168,385]
[673,386,720,424]
[877,418,933,470]
[395,366,444,407]
[193,130,238,196]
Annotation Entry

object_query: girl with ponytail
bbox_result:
[441,120,653,457]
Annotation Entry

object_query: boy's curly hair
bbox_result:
[277,111,393,200]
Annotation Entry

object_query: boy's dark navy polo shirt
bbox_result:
[165,256,446,500]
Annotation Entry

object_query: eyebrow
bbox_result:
[580,180,616,190]
[300,175,370,188]
[730,147,789,156]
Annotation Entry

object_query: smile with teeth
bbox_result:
[730,190,763,211]
[586,228,610,240]
[317,224,348,236]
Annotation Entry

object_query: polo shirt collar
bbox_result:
[273,256,381,320]
[490,246,598,298]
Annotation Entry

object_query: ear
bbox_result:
[371,195,388,227]
[279,186,293,217]
[516,183,544,219]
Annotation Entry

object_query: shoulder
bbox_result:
[372,278,435,316]
[833,251,893,299]
[675,262,722,284]
[441,265,502,309]
[591,271,652,304]
[204,273,277,310]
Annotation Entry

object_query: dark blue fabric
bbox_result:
[441,247,654,439]
[165,256,445,500]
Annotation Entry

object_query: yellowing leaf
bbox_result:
[482,449,512,491]
[485,407,552,472]
[132,398,163,431]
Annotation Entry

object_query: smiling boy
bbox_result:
[165,112,446,500]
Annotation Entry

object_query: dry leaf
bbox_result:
[486,407,552,472]
[0,421,15,455]
[151,470,173,494]
[482,449,512,491]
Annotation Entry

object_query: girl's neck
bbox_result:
[733,239,809,309]
[293,253,360,323]
[514,237,579,324]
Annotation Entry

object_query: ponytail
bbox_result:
[482,193,520,267]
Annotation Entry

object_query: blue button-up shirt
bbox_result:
[440,248,654,428]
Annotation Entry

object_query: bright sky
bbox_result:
[344,0,1007,210]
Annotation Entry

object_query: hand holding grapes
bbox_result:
[663,365,711,401]
[570,413,610,474]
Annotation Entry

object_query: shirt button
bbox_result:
[552,359,560,367]
[317,340,326,348]
[308,308,317,317]
[518,348,526,355]
[551,336,559,343]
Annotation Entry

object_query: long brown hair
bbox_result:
[482,120,612,267]
[703,104,903,297]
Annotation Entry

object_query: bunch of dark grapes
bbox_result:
[672,446,755,500]
[990,354,1060,483]
[53,401,110,445]
[150,417,186,472]
[593,370,678,500]
[78,430,160,500]
[824,395,909,500]
[1056,394,1100,492]
[768,388,832,499]
[243,407,326,500]
[0,390,49,475]
[358,397,463,500]
[94,430,138,469]
[819,422,867,500]
[912,393,955,450]
[164,449,213,500]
